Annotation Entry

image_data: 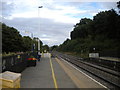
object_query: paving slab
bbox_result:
[21,55,54,88]
[20,53,106,89]
[55,58,107,89]
[51,58,77,88]
[20,53,76,88]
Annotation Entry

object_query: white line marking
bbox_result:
[59,57,109,89]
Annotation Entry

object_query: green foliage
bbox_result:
[71,18,92,39]
[117,1,120,13]
[2,23,23,53]
[42,45,49,52]
[93,9,119,39]
[50,45,58,51]
[22,36,32,51]
[2,23,44,53]
[57,5,120,57]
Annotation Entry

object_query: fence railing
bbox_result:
[52,51,120,72]
[83,57,120,72]
[99,51,120,58]
[2,52,38,73]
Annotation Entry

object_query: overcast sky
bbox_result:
[1,0,119,46]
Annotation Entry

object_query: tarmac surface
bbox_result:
[20,53,107,89]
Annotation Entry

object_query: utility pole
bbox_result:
[38,6,43,53]
[38,39,40,52]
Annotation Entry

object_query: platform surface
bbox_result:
[21,53,107,89]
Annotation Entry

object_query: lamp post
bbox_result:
[38,38,40,53]
[25,31,33,39]
[38,6,43,53]
[25,31,34,52]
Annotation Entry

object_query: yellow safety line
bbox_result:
[49,56,58,89]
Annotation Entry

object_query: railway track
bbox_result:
[52,51,120,89]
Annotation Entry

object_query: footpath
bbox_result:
[21,53,106,89]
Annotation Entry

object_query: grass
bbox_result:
[62,51,120,61]
[2,52,17,57]
[100,57,120,61]
[63,52,89,58]
[2,51,30,57]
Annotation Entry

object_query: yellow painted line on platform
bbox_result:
[50,57,58,89]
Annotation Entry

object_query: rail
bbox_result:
[52,51,120,89]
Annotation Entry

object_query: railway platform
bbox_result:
[20,53,107,88]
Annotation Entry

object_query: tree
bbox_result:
[117,1,120,13]
[50,45,58,51]
[2,23,23,53]
[22,36,32,52]
[2,22,44,53]
[93,9,119,39]
[71,18,92,40]
[57,2,120,57]
[42,45,49,52]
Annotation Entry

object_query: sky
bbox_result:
[1,0,119,46]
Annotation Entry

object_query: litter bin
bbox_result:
[27,56,37,67]
[0,71,21,88]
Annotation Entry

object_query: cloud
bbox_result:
[0,1,14,17]
[1,0,119,46]
[52,0,119,2]
[2,17,73,46]
[98,2,117,9]
[1,0,81,23]
[2,1,117,23]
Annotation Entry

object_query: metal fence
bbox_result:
[83,58,120,72]
[52,51,120,72]
[99,51,120,58]
[2,52,38,73]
